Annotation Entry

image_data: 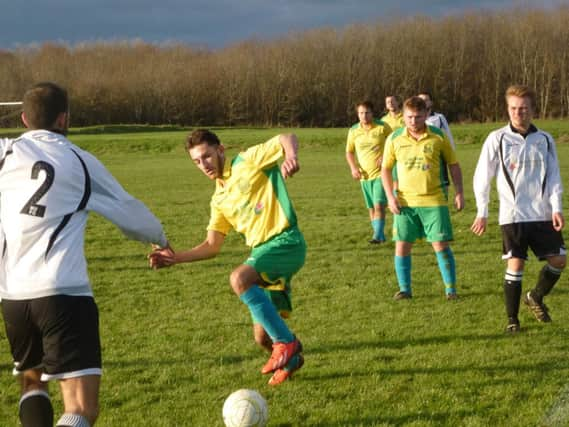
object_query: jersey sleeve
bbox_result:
[473,131,500,218]
[240,136,283,169]
[206,200,232,235]
[439,115,456,148]
[382,135,396,169]
[346,129,356,153]
[544,132,563,214]
[0,138,13,168]
[440,134,458,165]
[81,150,168,247]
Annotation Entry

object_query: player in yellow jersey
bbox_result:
[381,95,405,131]
[149,129,305,386]
[346,100,392,243]
[381,97,464,300]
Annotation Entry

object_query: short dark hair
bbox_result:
[417,90,433,102]
[22,82,68,130]
[403,96,428,113]
[355,100,374,112]
[185,129,221,151]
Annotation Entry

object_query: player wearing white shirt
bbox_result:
[0,82,168,427]
[418,91,456,148]
[471,85,566,333]
[418,92,456,192]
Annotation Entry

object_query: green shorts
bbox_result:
[360,178,387,208]
[393,206,454,243]
[244,226,306,320]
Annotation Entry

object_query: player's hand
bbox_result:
[148,244,176,269]
[454,192,464,211]
[350,168,362,180]
[281,157,299,178]
[552,212,565,231]
[387,197,400,215]
[470,217,487,236]
[376,156,383,169]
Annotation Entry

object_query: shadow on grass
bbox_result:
[302,360,558,382]
[310,407,480,426]
[307,332,508,355]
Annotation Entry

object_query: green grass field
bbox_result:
[1,124,569,426]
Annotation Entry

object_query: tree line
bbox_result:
[1,6,568,128]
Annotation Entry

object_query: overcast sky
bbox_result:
[1,0,564,50]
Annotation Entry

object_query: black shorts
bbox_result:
[1,295,102,381]
[501,221,566,261]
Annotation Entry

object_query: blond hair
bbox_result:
[505,85,537,108]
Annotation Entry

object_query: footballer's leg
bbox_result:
[370,204,386,243]
[504,257,524,332]
[19,369,54,427]
[230,265,300,373]
[432,241,457,299]
[524,255,565,323]
[253,323,273,352]
[523,223,566,322]
[376,178,388,242]
[394,240,413,299]
[57,375,100,426]
[369,178,387,243]
[2,300,54,427]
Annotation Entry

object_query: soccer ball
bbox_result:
[222,389,268,427]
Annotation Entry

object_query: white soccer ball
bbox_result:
[222,389,269,427]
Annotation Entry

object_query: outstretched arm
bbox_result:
[279,133,300,178]
[149,230,225,269]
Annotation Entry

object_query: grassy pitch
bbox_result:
[1,124,568,426]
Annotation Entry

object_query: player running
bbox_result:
[0,82,169,427]
[149,129,305,386]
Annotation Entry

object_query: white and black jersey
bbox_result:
[0,130,167,300]
[473,124,563,225]
[426,112,455,148]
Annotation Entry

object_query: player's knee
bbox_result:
[20,370,46,394]
[548,255,566,270]
[229,269,250,294]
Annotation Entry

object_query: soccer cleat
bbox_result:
[268,354,304,386]
[505,321,521,333]
[446,292,459,301]
[523,292,552,322]
[261,338,302,374]
[369,238,386,244]
[393,291,412,300]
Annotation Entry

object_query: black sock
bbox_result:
[504,279,522,322]
[19,391,53,427]
[531,264,562,302]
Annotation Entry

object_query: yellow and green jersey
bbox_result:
[382,126,458,207]
[346,120,392,180]
[207,136,297,247]
[380,112,404,132]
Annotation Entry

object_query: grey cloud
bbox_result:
[0,0,564,49]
